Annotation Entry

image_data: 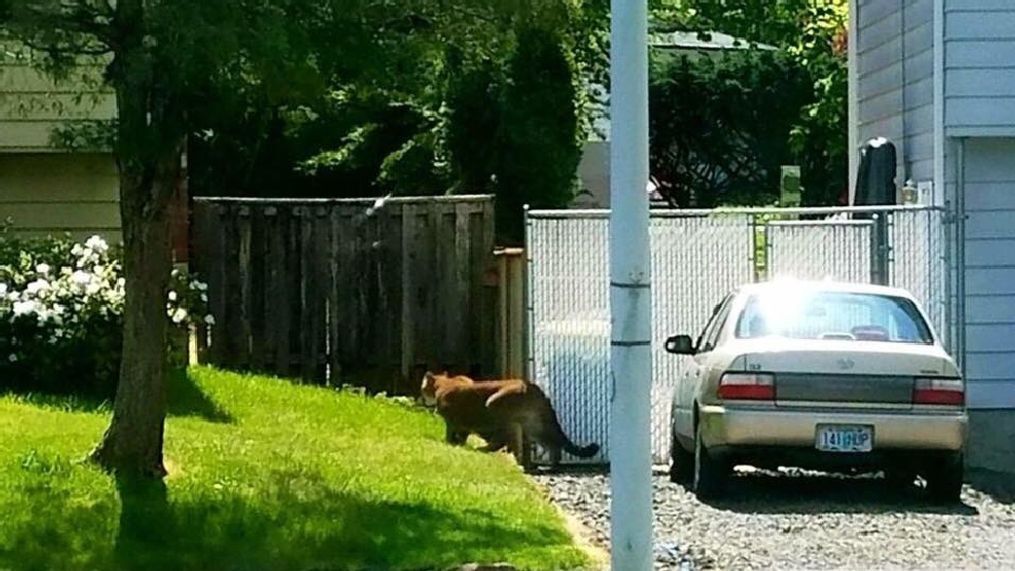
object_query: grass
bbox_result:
[0,367,590,571]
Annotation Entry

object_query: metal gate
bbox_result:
[526,206,950,464]
[767,220,873,283]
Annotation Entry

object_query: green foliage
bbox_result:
[442,27,582,243]
[650,50,812,207]
[0,234,210,397]
[0,367,590,570]
[654,0,849,205]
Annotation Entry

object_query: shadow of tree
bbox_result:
[165,369,232,423]
[2,465,573,571]
[2,369,232,424]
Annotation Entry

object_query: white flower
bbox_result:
[35,263,51,275]
[85,235,108,253]
[0,283,6,296]
[116,278,126,288]
[25,280,49,295]
[71,271,91,287]
[200,293,208,303]
[204,314,216,326]
[195,281,208,292]
[71,244,84,256]
[171,269,181,278]
[171,308,188,324]
[168,291,178,302]
[12,300,38,316]
[8,354,17,363]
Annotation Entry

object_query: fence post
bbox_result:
[871,212,890,285]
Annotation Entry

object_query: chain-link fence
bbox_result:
[526,205,950,464]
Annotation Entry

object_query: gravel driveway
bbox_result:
[532,468,1015,570]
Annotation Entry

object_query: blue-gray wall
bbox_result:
[945,0,1015,136]
[854,0,936,186]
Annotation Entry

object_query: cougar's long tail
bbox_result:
[545,405,600,458]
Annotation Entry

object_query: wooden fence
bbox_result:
[190,195,498,393]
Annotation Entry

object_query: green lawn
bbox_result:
[0,367,591,571]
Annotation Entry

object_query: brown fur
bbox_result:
[420,371,600,468]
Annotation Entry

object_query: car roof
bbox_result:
[735,279,916,300]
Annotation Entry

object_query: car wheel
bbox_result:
[693,422,727,500]
[925,454,964,503]
[669,426,693,484]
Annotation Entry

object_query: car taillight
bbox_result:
[913,377,964,406]
[718,373,775,401]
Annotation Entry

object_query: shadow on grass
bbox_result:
[165,369,232,423]
[2,369,231,424]
[2,465,574,571]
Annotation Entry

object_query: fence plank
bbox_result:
[327,208,341,383]
[311,206,331,381]
[288,207,305,377]
[399,205,415,381]
[248,208,267,372]
[454,202,472,369]
[236,206,253,368]
[264,207,285,374]
[221,205,243,365]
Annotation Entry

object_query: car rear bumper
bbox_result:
[699,404,967,452]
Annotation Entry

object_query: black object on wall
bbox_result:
[854,137,898,207]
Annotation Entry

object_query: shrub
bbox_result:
[0,233,212,397]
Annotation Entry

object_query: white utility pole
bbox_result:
[608,0,653,566]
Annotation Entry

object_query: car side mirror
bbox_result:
[664,334,695,355]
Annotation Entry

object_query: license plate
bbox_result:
[815,425,873,453]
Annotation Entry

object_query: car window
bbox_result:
[696,295,733,353]
[734,291,934,344]
[701,296,735,352]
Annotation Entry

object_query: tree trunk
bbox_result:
[91,147,180,478]
[90,0,186,478]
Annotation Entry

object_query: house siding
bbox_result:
[0,153,121,241]
[943,1,1015,134]
[854,0,937,187]
[960,138,1015,410]
[0,50,121,241]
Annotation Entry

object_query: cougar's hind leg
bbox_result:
[548,443,562,468]
[507,423,529,470]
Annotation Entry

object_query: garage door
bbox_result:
[963,138,1015,409]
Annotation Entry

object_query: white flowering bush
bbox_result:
[0,234,212,397]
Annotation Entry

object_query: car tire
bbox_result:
[925,454,964,503]
[693,422,727,500]
[669,427,693,484]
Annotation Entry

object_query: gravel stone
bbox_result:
[532,467,1015,570]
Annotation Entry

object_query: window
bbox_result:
[697,295,734,353]
[735,291,934,345]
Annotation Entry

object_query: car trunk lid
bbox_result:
[736,339,950,408]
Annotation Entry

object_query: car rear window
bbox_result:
[734,291,935,344]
